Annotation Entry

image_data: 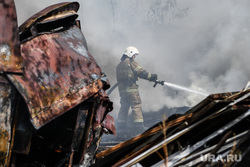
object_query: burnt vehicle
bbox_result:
[0,1,115,166]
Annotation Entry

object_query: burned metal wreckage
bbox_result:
[1,1,250,167]
[0,1,115,166]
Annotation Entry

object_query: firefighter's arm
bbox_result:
[131,61,157,81]
[138,70,158,81]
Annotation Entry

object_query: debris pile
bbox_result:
[0,1,115,166]
[94,86,250,167]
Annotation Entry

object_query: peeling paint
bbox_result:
[0,0,23,73]
[0,82,12,167]
[0,44,11,61]
[8,26,105,129]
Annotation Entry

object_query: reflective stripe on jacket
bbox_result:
[116,57,145,96]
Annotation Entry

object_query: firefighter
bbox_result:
[116,46,157,133]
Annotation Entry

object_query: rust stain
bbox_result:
[0,130,10,166]
[19,2,79,34]
[0,0,23,73]
[0,130,9,153]
[0,82,12,166]
[8,25,105,129]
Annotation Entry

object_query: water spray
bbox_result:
[153,80,208,96]
[108,80,208,96]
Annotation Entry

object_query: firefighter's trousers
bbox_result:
[118,92,143,124]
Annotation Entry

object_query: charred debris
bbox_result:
[94,84,250,167]
[1,1,250,167]
[0,1,115,166]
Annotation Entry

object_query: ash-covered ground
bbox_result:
[100,106,189,144]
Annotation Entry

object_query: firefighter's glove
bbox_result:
[149,74,158,82]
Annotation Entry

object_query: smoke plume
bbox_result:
[14,0,250,118]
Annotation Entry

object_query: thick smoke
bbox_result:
[15,0,250,118]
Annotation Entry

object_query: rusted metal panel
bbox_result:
[102,114,116,135]
[95,90,116,135]
[0,0,23,73]
[0,82,13,166]
[19,2,79,36]
[8,25,105,129]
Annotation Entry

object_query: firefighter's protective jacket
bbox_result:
[116,56,153,97]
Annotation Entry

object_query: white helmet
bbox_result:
[123,46,139,58]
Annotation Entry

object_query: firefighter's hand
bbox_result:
[150,74,158,81]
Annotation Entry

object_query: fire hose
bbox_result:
[107,80,162,96]
[107,80,208,96]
